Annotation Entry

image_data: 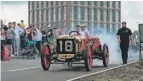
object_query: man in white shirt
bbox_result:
[12,22,23,56]
[80,24,90,38]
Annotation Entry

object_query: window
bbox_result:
[104,24,107,33]
[116,10,119,23]
[116,15,119,23]
[104,1,107,7]
[116,24,118,32]
[91,22,94,34]
[41,10,44,23]
[85,22,88,27]
[104,9,107,22]
[36,10,39,23]
[91,1,94,6]
[53,8,56,21]
[48,9,51,22]
[101,23,104,29]
[63,21,66,27]
[71,6,74,20]
[58,1,61,6]
[110,24,113,33]
[41,1,44,9]
[46,1,48,8]
[32,11,35,23]
[30,12,32,24]
[110,10,113,22]
[94,1,97,6]
[78,21,81,25]
[116,1,120,8]
[59,7,61,21]
[71,1,74,5]
[64,6,66,20]
[51,8,53,22]
[61,1,64,5]
[63,1,66,5]
[78,1,81,5]
[110,1,113,8]
[53,1,56,7]
[74,7,77,20]
[49,1,51,7]
[88,1,91,6]
[84,1,88,6]
[78,7,81,21]
[97,23,99,30]
[91,8,94,21]
[98,1,102,7]
[81,7,83,20]
[36,1,39,9]
[84,7,88,21]
[56,7,59,21]
[46,9,48,22]
[97,9,101,22]
[71,21,74,30]
[28,2,30,10]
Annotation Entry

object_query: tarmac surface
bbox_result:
[1,53,139,81]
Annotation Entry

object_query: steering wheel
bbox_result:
[69,31,78,36]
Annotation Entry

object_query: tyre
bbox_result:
[102,44,109,67]
[84,44,93,71]
[41,44,51,71]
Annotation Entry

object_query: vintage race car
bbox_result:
[41,31,109,71]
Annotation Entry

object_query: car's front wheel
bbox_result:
[41,44,51,71]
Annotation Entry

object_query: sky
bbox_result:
[0,1,143,31]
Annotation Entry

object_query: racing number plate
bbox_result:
[57,39,76,54]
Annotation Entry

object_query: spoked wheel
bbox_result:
[41,44,51,71]
[102,44,109,67]
[84,45,93,71]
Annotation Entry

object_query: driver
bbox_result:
[75,25,81,35]
[80,24,90,37]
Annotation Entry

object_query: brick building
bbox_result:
[28,1,121,33]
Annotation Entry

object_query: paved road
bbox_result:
[1,52,139,81]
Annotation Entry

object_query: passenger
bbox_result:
[80,24,90,38]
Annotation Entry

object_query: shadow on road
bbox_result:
[48,65,109,72]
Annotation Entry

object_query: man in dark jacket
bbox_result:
[116,21,132,64]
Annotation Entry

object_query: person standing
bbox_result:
[30,25,42,55]
[116,21,132,64]
[14,23,24,55]
[6,22,16,57]
[20,20,25,29]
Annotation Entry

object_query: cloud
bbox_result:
[0,1,28,26]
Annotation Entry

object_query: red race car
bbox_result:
[41,31,109,71]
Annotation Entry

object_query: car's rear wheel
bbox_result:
[102,44,109,67]
[41,44,51,71]
[84,45,93,71]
